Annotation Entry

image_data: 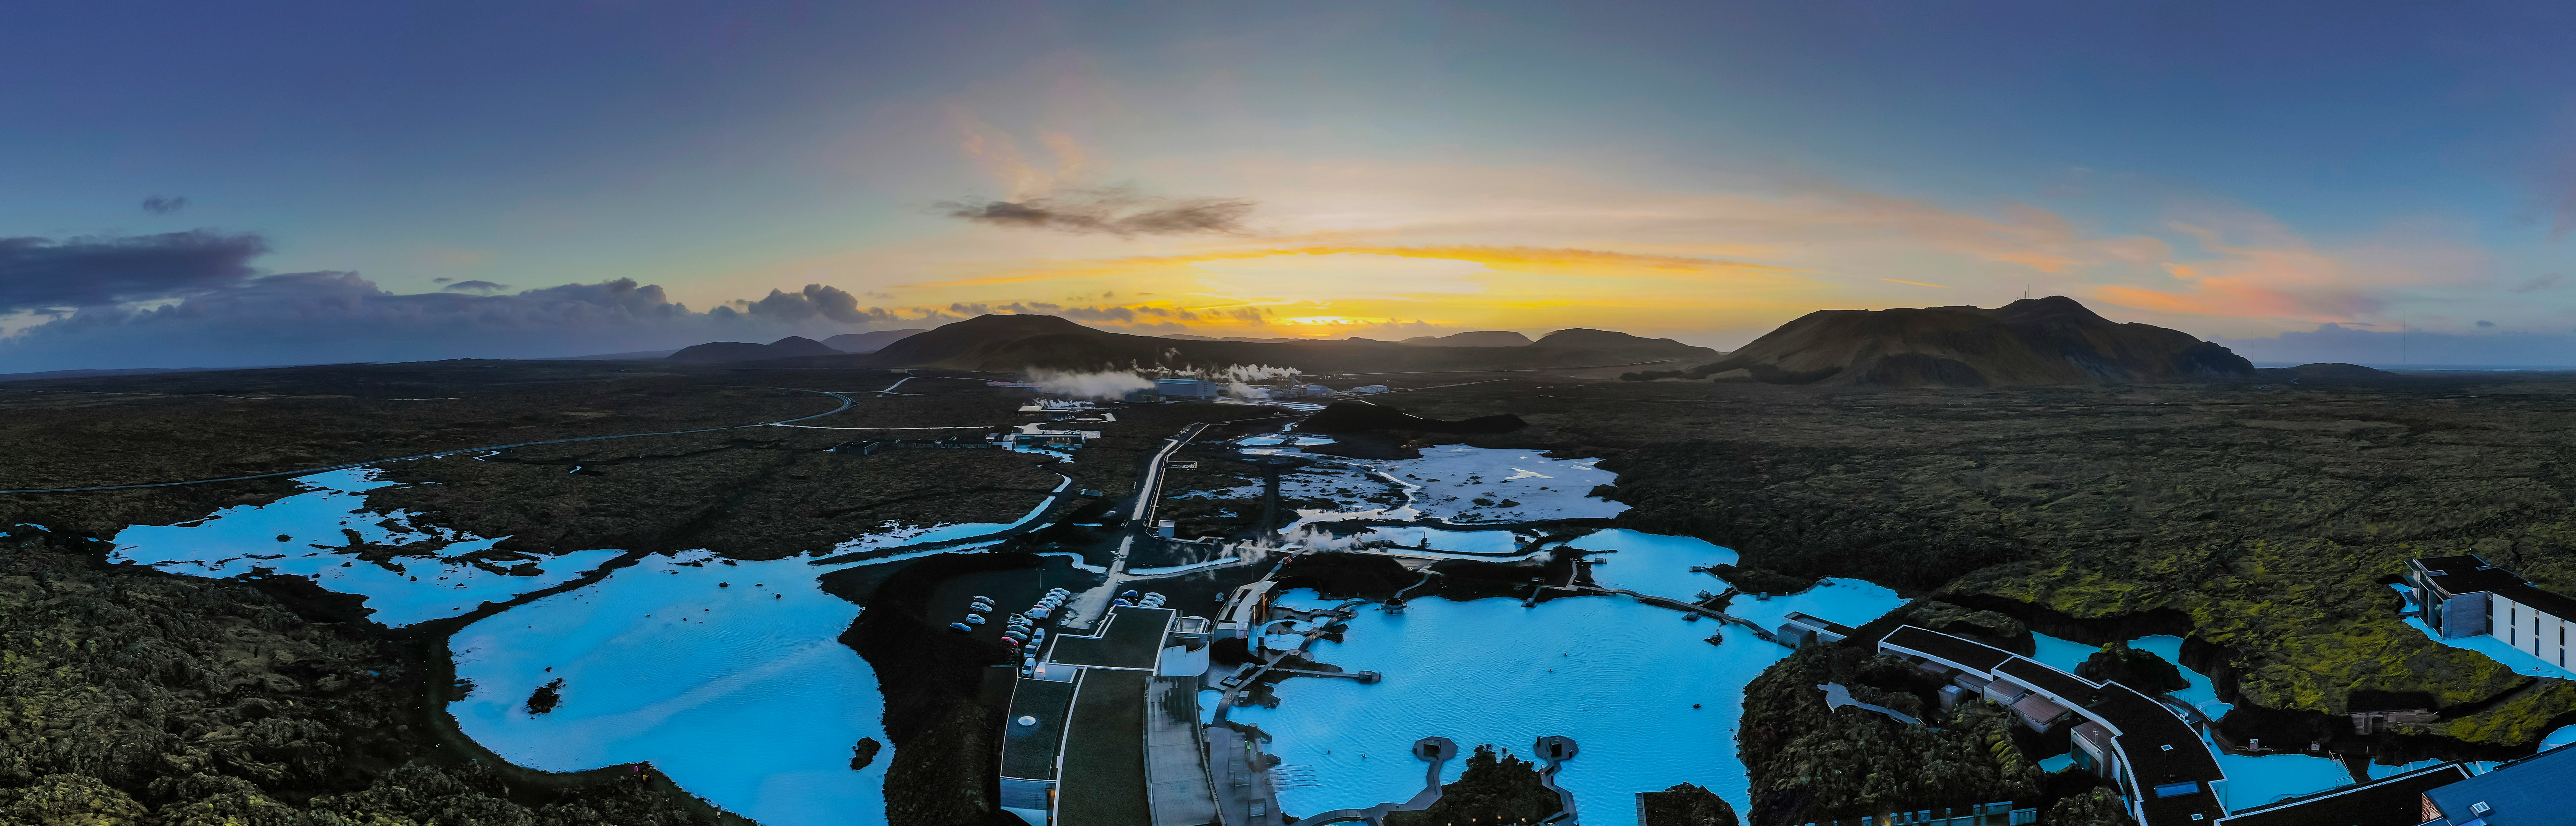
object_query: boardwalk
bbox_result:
[1298,737,1457,825]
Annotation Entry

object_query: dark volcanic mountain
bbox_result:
[666,335,841,363]
[1666,296,2251,387]
[855,314,1716,373]
[820,329,928,354]
[2253,362,2401,384]
[1399,330,1533,347]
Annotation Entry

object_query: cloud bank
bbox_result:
[1,231,267,314]
[0,232,951,372]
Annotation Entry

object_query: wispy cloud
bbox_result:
[938,188,1254,236]
[140,195,190,214]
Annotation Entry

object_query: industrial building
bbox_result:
[2408,555,2576,670]
[1154,378,1221,399]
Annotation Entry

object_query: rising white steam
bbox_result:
[1029,369,1153,400]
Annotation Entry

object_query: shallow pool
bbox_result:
[2386,584,2576,680]
[1234,582,1905,824]
[450,549,892,826]
[110,467,623,626]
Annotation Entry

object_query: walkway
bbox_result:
[1144,676,1219,826]
[1820,682,1923,725]
[1297,736,1457,825]
[1063,422,1208,631]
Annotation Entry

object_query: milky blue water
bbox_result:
[1235,581,1905,824]
[2385,584,2576,680]
[450,549,895,826]
[2545,725,2576,751]
[2029,633,2350,806]
[1567,530,1903,633]
[109,467,624,627]
[825,475,1068,554]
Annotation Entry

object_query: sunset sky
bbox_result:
[7,2,2576,369]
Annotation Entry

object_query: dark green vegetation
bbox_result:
[0,360,820,534]
[1383,745,1561,826]
[1301,401,1527,434]
[1638,783,1741,826]
[0,530,723,825]
[2075,641,2189,693]
[1377,370,2576,752]
[369,428,1062,561]
[1737,645,2043,825]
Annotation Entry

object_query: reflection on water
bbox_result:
[1234,576,1905,824]
[450,549,892,826]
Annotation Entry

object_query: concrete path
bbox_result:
[1819,682,1923,725]
[1064,422,1206,630]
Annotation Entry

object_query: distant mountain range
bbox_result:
[748,314,1721,373]
[1397,330,1533,347]
[1647,296,2254,387]
[662,330,928,363]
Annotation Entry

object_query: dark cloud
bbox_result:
[0,230,267,314]
[2512,273,2563,293]
[936,187,1253,236]
[0,270,950,372]
[1059,306,1137,323]
[141,195,190,214]
[2479,320,2498,327]
[741,284,905,325]
[441,280,511,293]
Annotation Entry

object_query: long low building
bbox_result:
[1877,626,2225,824]
[999,604,1217,826]
[2408,554,2576,671]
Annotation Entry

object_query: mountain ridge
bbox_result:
[1646,296,2251,387]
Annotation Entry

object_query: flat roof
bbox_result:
[1049,605,1176,670]
[2417,555,2576,620]
[1055,668,1152,826]
[2217,762,2469,826]
[2424,744,2576,825]
[1881,625,2015,673]
[1000,677,1079,781]
[1995,658,2102,709]
[1887,625,2226,822]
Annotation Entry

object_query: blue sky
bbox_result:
[5,2,2575,369]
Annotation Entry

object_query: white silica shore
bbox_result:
[449,549,895,826]
[109,467,624,627]
[826,474,1070,554]
[1265,440,1626,528]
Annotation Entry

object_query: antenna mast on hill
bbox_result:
[2401,310,2409,366]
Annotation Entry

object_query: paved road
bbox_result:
[1061,422,1206,630]
[0,386,858,494]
